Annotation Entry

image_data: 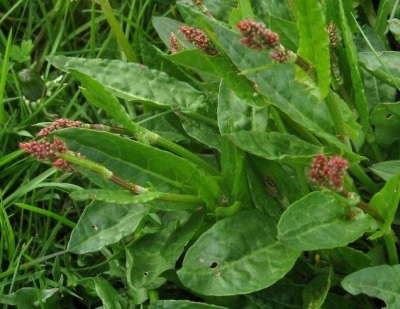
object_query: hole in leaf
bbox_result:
[92,224,98,230]
[215,272,221,277]
[386,114,393,119]
[143,271,149,276]
[209,261,219,269]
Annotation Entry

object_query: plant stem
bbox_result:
[384,231,399,265]
[340,189,383,224]
[61,153,204,205]
[349,164,380,194]
[87,123,220,176]
[95,0,137,62]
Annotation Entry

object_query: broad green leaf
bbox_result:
[389,18,400,42]
[296,0,331,100]
[150,300,228,309]
[164,50,266,107]
[126,213,186,295]
[278,191,374,251]
[68,69,145,137]
[245,159,284,223]
[70,189,165,204]
[214,25,360,159]
[178,210,300,296]
[227,131,324,164]
[47,55,207,113]
[55,128,197,193]
[218,80,252,134]
[302,267,332,309]
[0,287,58,307]
[270,16,299,52]
[369,173,400,239]
[94,277,127,309]
[370,160,400,180]
[370,102,400,147]
[359,51,400,89]
[342,265,400,308]
[220,137,252,206]
[337,0,369,140]
[245,279,303,309]
[181,117,222,150]
[161,211,204,265]
[376,0,396,43]
[67,200,148,254]
[318,247,372,274]
[260,0,295,21]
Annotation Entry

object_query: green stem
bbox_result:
[349,164,380,194]
[325,91,350,146]
[384,231,399,265]
[61,153,205,204]
[95,0,137,62]
[148,290,160,303]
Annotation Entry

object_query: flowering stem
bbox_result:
[59,153,204,205]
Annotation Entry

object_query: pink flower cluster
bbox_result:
[237,20,279,50]
[20,119,85,172]
[177,26,218,56]
[309,154,348,190]
[19,138,74,171]
[237,19,295,63]
[36,118,83,137]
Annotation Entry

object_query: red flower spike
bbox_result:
[237,19,280,50]
[310,154,348,190]
[169,32,180,54]
[179,26,218,56]
[36,118,83,137]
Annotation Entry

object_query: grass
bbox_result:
[0,0,177,304]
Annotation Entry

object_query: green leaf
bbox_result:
[227,131,324,164]
[69,189,165,204]
[370,160,400,181]
[0,287,58,308]
[150,300,228,309]
[302,267,332,309]
[214,25,359,158]
[369,173,400,240]
[55,128,197,193]
[47,55,206,113]
[126,213,185,294]
[161,211,204,265]
[270,16,299,52]
[178,209,300,296]
[218,80,252,134]
[164,49,266,107]
[67,200,148,254]
[337,0,369,139]
[388,18,400,42]
[342,265,400,308]
[370,102,400,147]
[318,247,372,274]
[278,191,374,251]
[94,277,127,309]
[359,51,400,89]
[296,0,331,100]
[245,279,303,308]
